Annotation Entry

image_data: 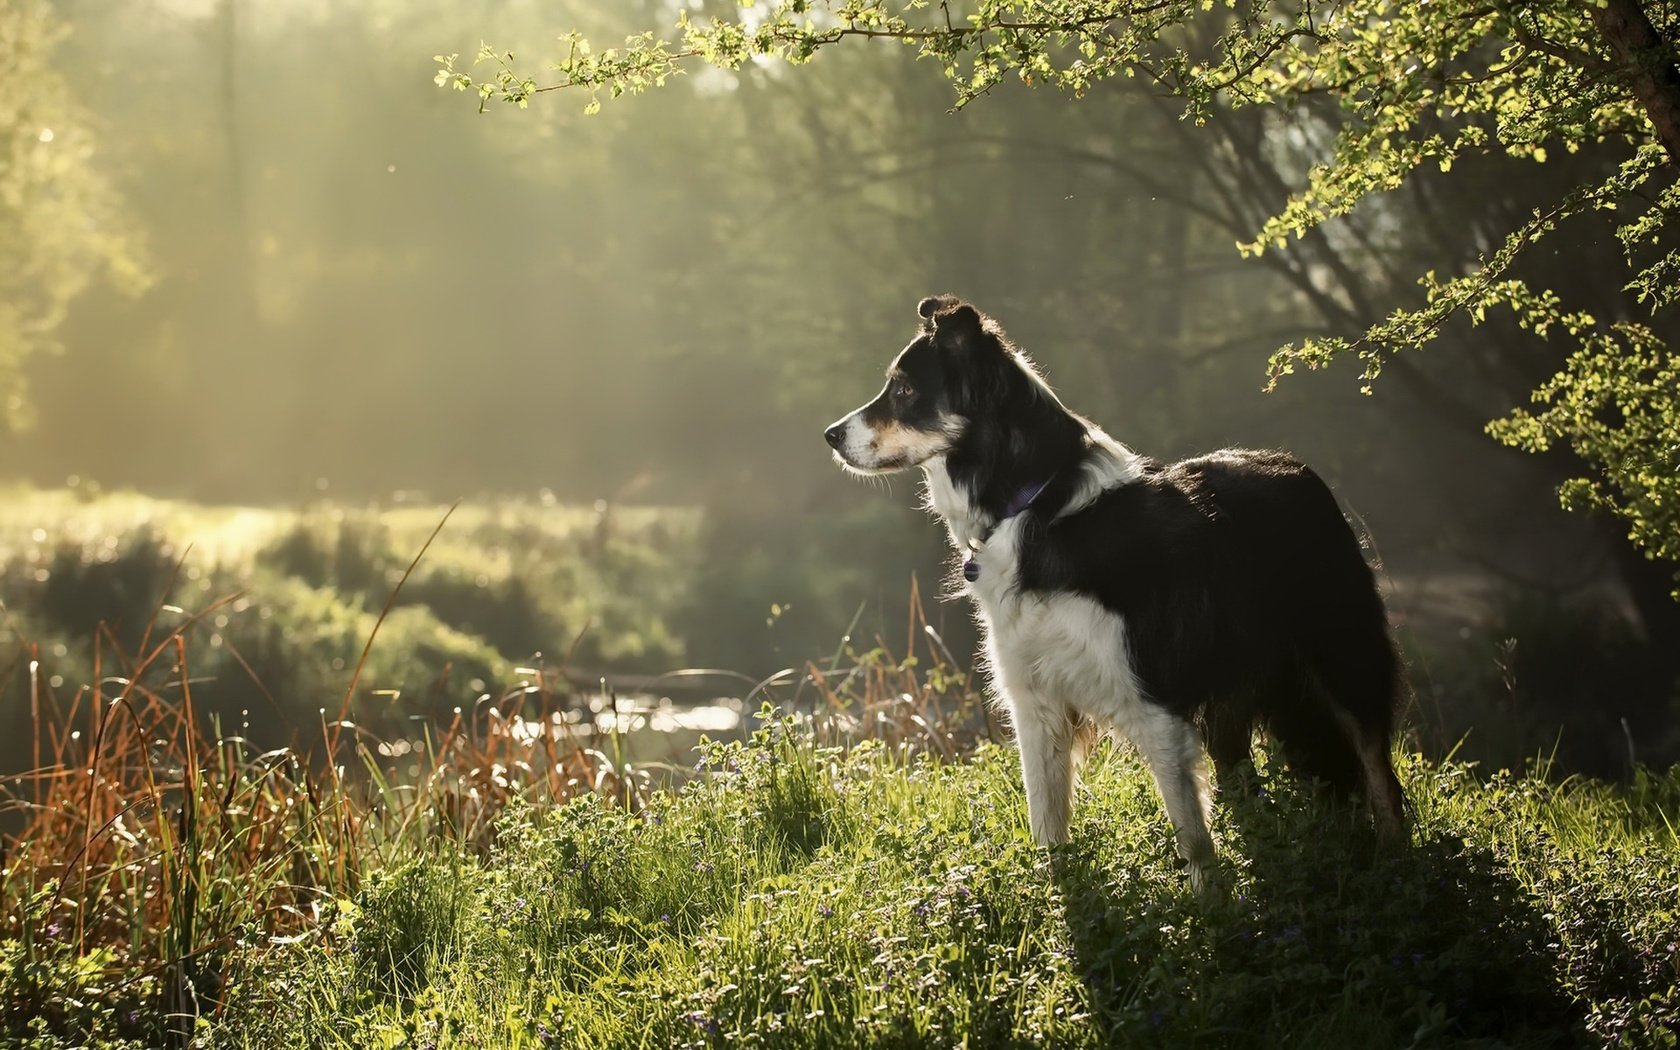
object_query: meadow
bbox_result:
[215,727,1678,1049]
[0,486,702,756]
[0,490,1676,1048]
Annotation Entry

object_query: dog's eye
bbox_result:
[892,381,915,401]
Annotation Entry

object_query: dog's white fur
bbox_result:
[832,411,962,478]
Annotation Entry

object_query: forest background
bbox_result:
[4,0,1679,779]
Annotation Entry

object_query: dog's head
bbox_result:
[824,295,1008,475]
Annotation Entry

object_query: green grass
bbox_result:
[3,490,1678,1048]
[195,716,1679,1050]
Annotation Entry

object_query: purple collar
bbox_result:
[964,476,1052,584]
[1002,476,1054,521]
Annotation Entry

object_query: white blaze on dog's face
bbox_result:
[824,296,991,475]
[824,363,956,475]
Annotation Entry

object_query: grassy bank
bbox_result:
[208,724,1679,1050]
[9,703,1676,1047]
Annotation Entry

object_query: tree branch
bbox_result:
[1588,0,1680,167]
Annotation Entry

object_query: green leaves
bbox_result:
[1490,324,1680,589]
[437,2,1221,115]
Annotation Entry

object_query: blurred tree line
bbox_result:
[1,0,1676,772]
[450,2,1680,596]
[0,0,146,426]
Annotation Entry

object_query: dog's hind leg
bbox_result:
[1330,706,1407,843]
[1306,643,1408,843]
[1138,707,1218,895]
[1009,698,1076,847]
[1201,697,1256,800]
[1285,471,1409,841]
[1264,675,1365,795]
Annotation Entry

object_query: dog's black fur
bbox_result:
[1021,448,1403,795]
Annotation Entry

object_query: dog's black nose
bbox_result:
[824,423,846,449]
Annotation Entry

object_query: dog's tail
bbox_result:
[1267,466,1406,802]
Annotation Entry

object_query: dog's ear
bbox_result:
[917,295,957,320]
[931,303,985,347]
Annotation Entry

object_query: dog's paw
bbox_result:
[1186,859,1224,901]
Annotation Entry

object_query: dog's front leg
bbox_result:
[1009,698,1075,847]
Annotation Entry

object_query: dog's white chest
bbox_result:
[921,457,1147,732]
[965,519,1149,735]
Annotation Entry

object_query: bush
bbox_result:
[254,504,694,670]
[0,496,708,755]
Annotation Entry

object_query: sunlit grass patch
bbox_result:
[3,658,1677,1047]
[0,485,285,565]
[207,721,1680,1050]
[0,629,657,1047]
[0,489,703,743]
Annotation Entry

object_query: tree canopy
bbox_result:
[441,0,1680,589]
[0,0,146,428]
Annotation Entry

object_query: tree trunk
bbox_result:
[1590,0,1680,167]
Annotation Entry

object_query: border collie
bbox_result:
[824,296,1407,893]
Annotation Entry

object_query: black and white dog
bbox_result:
[824,296,1406,893]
